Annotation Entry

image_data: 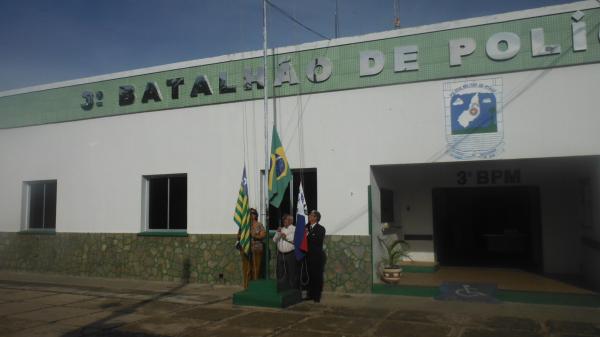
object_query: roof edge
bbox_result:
[1,0,597,98]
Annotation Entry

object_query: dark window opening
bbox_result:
[146,175,187,230]
[27,180,57,229]
[380,188,394,223]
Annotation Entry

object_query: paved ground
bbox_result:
[0,271,599,337]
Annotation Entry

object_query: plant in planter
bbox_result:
[377,234,412,284]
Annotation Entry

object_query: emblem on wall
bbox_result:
[443,78,504,159]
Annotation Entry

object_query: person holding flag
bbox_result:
[233,167,252,289]
[249,208,266,280]
[273,213,298,291]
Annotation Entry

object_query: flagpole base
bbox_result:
[233,279,302,308]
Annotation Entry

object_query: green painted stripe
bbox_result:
[497,290,600,307]
[401,265,439,273]
[372,283,439,297]
[368,185,374,289]
[372,284,600,307]
[368,185,372,235]
[137,231,189,237]
[18,230,56,235]
[1,9,600,128]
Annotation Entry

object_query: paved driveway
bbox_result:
[0,272,598,337]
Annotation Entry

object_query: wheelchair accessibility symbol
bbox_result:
[455,284,488,298]
[436,282,499,303]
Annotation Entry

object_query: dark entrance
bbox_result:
[432,186,542,270]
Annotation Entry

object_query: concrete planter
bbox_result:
[381,266,403,284]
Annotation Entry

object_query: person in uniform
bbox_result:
[249,208,266,280]
[237,226,252,289]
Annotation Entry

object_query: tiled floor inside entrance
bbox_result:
[396,267,594,294]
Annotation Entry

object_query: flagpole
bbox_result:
[262,0,271,280]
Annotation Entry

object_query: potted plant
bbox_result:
[377,234,412,284]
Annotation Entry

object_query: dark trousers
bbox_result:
[276,251,298,291]
[307,252,325,302]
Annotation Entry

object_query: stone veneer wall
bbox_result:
[0,232,371,293]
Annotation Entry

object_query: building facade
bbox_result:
[1,1,599,293]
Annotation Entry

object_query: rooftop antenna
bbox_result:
[394,0,401,29]
[335,0,339,38]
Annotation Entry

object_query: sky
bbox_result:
[0,0,579,92]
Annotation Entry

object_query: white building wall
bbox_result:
[1,63,599,239]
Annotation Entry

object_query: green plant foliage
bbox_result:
[377,235,412,268]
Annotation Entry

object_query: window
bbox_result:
[24,180,57,230]
[267,169,317,230]
[142,174,187,231]
[380,188,394,223]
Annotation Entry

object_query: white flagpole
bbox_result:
[262,0,271,279]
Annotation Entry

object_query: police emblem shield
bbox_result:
[443,78,504,159]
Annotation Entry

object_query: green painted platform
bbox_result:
[232,279,302,308]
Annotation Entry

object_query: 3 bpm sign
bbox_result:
[456,169,521,185]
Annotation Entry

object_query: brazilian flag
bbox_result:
[268,126,291,207]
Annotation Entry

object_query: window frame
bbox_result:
[22,179,57,232]
[141,173,188,233]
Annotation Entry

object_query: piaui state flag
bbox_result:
[233,167,251,255]
[294,182,308,261]
[268,125,292,207]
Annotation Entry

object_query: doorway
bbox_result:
[432,186,542,270]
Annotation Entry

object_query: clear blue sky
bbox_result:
[0,0,577,91]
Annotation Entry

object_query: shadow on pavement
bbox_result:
[60,258,193,337]
[62,282,188,337]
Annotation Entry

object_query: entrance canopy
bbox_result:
[370,156,599,289]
